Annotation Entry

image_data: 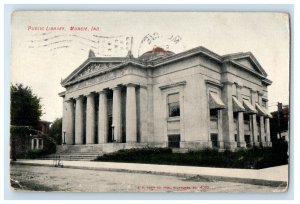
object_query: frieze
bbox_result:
[66,66,130,92]
[75,62,119,80]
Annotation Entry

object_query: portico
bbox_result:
[61,83,141,146]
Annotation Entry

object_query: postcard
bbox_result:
[10,11,290,193]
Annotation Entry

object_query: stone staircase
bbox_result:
[40,143,149,161]
[41,145,104,161]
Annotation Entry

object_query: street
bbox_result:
[10,164,286,192]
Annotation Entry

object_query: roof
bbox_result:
[61,46,272,87]
[139,47,175,61]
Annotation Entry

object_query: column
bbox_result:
[86,93,96,144]
[251,90,259,146]
[31,139,34,150]
[139,86,148,142]
[217,110,224,148]
[61,96,66,146]
[112,86,122,142]
[65,99,75,144]
[236,83,246,148]
[146,69,154,143]
[265,118,271,146]
[75,96,84,144]
[238,112,246,147]
[251,115,259,146]
[221,82,236,149]
[126,84,137,143]
[36,139,40,149]
[41,139,44,149]
[258,91,266,146]
[98,90,108,144]
[259,116,266,146]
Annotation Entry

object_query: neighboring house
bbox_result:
[270,105,289,143]
[12,120,52,159]
[59,46,272,153]
[31,120,51,150]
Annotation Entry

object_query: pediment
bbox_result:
[229,53,267,77]
[73,62,120,80]
[235,58,257,72]
[62,60,123,86]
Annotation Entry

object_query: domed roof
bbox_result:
[139,47,175,61]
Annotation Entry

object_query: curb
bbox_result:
[12,161,287,188]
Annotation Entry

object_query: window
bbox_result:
[168,93,180,117]
[168,135,180,148]
[245,135,251,147]
[33,139,37,149]
[211,134,218,148]
[244,114,250,131]
[210,109,218,130]
[233,112,238,131]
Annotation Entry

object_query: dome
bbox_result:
[139,47,175,61]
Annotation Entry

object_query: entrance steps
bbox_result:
[42,145,104,161]
[41,143,150,161]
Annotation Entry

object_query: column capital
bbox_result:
[222,81,234,86]
[250,89,257,94]
[139,84,148,89]
[98,89,108,95]
[112,85,122,91]
[64,98,74,103]
[235,82,243,89]
[126,83,138,88]
[258,91,264,96]
[75,95,84,100]
[86,92,96,98]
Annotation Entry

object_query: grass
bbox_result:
[95,144,288,169]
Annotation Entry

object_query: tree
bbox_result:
[49,118,62,145]
[10,83,43,127]
[10,83,43,161]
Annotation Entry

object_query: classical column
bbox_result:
[146,69,154,143]
[98,90,108,144]
[265,118,271,146]
[40,139,44,149]
[251,115,259,145]
[31,139,34,150]
[86,93,96,144]
[251,90,259,146]
[126,84,137,143]
[236,83,246,148]
[258,91,266,146]
[139,86,148,142]
[61,96,66,146]
[65,99,75,145]
[36,139,40,149]
[259,116,265,145]
[238,112,246,147]
[112,86,122,142]
[75,96,84,144]
[221,82,236,149]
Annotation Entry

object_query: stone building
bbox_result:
[59,46,272,152]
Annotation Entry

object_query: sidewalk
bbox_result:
[12,159,288,187]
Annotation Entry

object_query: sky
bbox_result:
[11,11,290,122]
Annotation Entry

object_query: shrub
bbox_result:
[95,146,288,169]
